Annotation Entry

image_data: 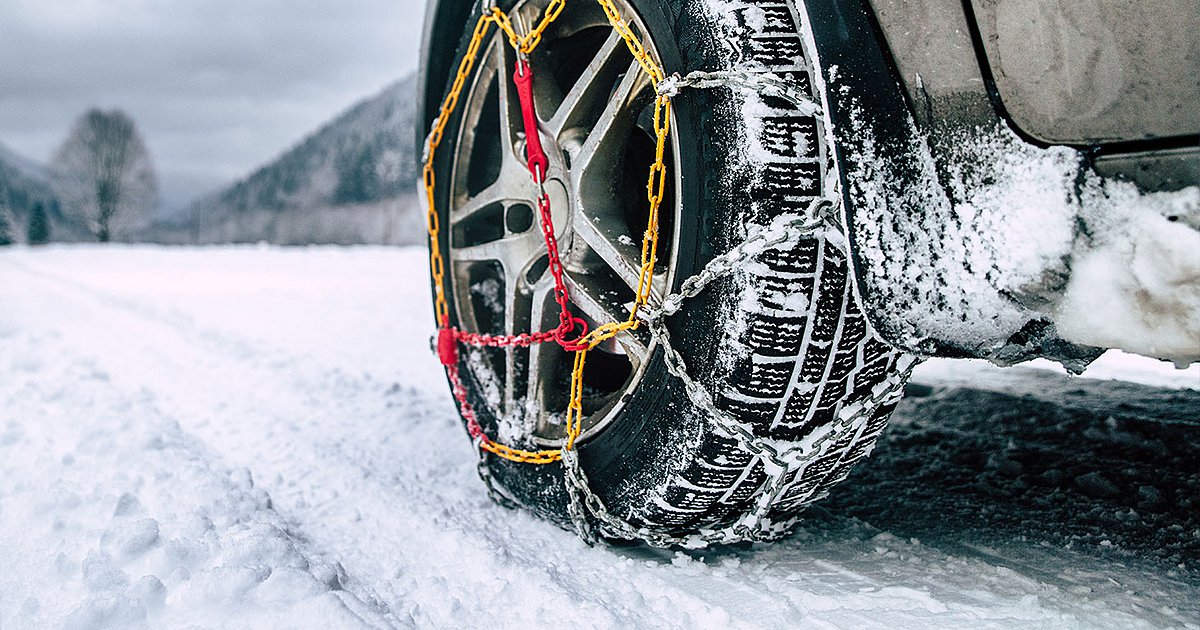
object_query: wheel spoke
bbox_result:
[562,272,620,326]
[451,231,544,284]
[494,42,524,170]
[452,178,532,223]
[573,59,649,176]
[614,329,649,365]
[523,281,558,413]
[572,210,643,293]
[547,29,629,137]
[562,273,649,362]
[501,271,524,414]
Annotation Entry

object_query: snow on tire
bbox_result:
[424,0,914,544]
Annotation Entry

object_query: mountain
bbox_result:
[0,143,89,243]
[151,74,423,245]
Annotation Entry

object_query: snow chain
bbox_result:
[423,0,913,546]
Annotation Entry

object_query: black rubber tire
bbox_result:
[426,0,911,543]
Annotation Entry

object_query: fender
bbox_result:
[801,0,1104,368]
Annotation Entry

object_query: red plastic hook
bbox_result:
[513,60,550,181]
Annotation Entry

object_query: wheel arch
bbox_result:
[799,0,1107,367]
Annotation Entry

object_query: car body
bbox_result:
[422,0,1199,371]
[806,0,1199,367]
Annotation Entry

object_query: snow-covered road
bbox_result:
[1,246,1197,629]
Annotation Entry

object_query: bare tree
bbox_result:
[52,109,157,242]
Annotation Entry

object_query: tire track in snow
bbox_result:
[2,252,770,629]
[0,259,401,629]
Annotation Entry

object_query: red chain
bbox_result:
[439,59,587,372]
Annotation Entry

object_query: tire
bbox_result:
[425,0,913,543]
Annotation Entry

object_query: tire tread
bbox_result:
[631,0,907,537]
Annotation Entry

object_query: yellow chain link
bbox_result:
[521,0,566,52]
[490,0,567,54]
[481,439,563,464]
[425,0,672,464]
[425,12,497,326]
[489,8,521,50]
[597,0,665,83]
[563,0,671,450]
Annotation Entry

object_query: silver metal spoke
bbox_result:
[563,274,650,362]
[547,30,628,137]
[451,231,544,280]
[500,246,547,416]
[562,273,620,327]
[523,281,558,414]
[573,59,648,175]
[571,211,644,293]
[452,181,524,223]
[502,275,522,414]
[613,329,650,365]
[494,43,525,171]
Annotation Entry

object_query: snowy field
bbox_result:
[1,245,1197,629]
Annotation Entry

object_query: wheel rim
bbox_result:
[448,0,680,445]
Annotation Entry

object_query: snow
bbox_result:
[1056,187,1200,365]
[916,351,1199,392]
[841,108,1083,358]
[2,245,1198,629]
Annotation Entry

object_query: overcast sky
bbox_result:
[0,0,425,212]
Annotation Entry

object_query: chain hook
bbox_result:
[513,11,531,65]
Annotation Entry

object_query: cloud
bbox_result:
[0,0,425,210]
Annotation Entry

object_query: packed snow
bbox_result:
[1,246,1197,629]
[1056,187,1200,366]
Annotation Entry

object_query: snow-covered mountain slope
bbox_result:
[0,246,1197,629]
[0,143,49,184]
[151,75,421,246]
[0,142,89,243]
